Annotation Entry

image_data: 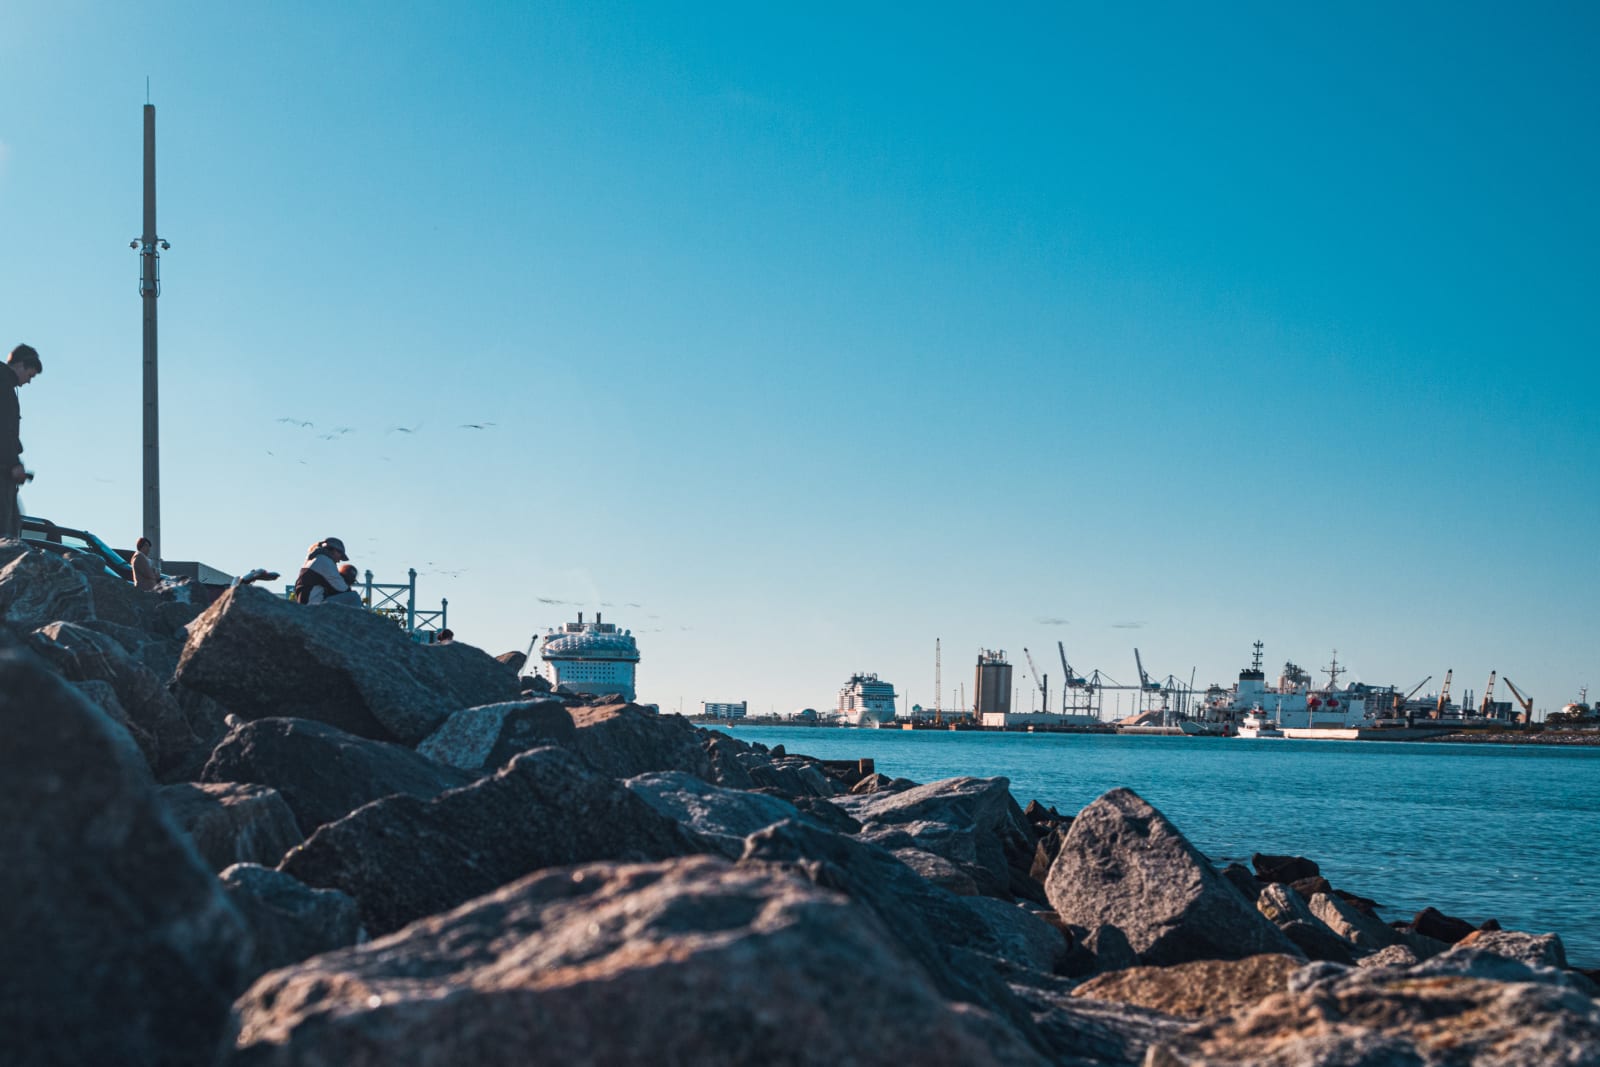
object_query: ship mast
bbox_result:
[1324,650,1345,689]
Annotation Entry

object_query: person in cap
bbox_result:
[1,344,42,540]
[292,537,352,605]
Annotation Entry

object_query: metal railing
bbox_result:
[284,567,448,641]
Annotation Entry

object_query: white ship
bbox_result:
[539,612,640,702]
[836,673,898,727]
[1199,642,1369,732]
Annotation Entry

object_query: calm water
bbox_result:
[727,726,1600,965]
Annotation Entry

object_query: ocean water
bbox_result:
[726,726,1600,965]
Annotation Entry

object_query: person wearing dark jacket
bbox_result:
[1,344,43,540]
[293,537,353,605]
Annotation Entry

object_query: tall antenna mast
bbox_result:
[131,96,169,559]
[934,637,942,714]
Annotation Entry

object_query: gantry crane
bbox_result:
[1502,677,1534,725]
[1133,648,1161,692]
[1434,669,1454,718]
[1390,675,1431,718]
[1022,647,1048,713]
[1479,670,1498,717]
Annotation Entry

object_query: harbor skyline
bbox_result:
[2,3,1594,716]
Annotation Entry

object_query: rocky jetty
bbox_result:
[2,538,1597,1066]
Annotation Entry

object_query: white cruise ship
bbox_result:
[539,612,640,701]
[836,673,897,727]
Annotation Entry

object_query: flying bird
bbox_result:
[459,422,496,430]
[388,424,422,435]
[276,418,314,428]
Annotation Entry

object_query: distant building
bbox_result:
[540,612,640,701]
[974,650,1012,717]
[703,701,748,719]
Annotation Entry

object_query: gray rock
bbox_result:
[221,863,363,983]
[1156,954,1600,1065]
[30,620,198,778]
[1256,882,1356,963]
[202,716,474,835]
[835,776,1038,900]
[623,769,816,858]
[229,856,1047,1067]
[1309,891,1399,950]
[962,897,1069,974]
[416,698,575,772]
[72,677,158,768]
[893,846,982,895]
[279,745,701,935]
[160,781,304,870]
[743,753,841,797]
[0,547,94,629]
[1009,982,1185,1067]
[1409,944,1596,994]
[1453,928,1569,970]
[1357,943,1421,969]
[174,585,518,744]
[1044,788,1304,967]
[0,643,252,1067]
[567,702,718,781]
[740,818,1046,1050]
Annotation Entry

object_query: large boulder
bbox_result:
[221,863,364,984]
[0,644,252,1067]
[30,620,198,778]
[1153,956,1600,1065]
[739,818,1045,1048]
[566,702,717,781]
[1044,788,1303,967]
[279,745,701,935]
[1454,928,1570,970]
[835,776,1038,900]
[1071,954,1303,1020]
[416,698,575,772]
[1255,882,1356,964]
[1308,891,1399,950]
[159,782,305,871]
[0,546,94,629]
[623,769,821,858]
[82,570,202,639]
[202,717,475,835]
[173,585,519,743]
[229,856,1047,1067]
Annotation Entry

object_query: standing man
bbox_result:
[1,344,43,540]
[131,536,160,591]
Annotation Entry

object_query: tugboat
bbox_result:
[1235,701,1285,738]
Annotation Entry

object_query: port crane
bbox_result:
[1434,669,1454,717]
[1479,670,1498,717]
[1056,642,1104,719]
[1390,676,1431,718]
[1502,677,1534,725]
[1022,648,1048,713]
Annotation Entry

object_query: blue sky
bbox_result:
[2,2,1595,716]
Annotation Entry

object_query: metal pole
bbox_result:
[139,103,162,560]
[406,568,417,633]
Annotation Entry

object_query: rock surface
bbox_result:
[623,769,816,858]
[1255,882,1356,963]
[1154,956,1600,1065]
[1044,787,1303,967]
[280,745,701,935]
[415,697,575,772]
[160,781,305,870]
[221,863,363,983]
[230,857,1048,1067]
[566,701,718,782]
[202,716,475,835]
[836,776,1037,900]
[1072,953,1303,1020]
[174,585,518,743]
[0,644,252,1067]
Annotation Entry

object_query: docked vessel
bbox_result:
[1198,642,1371,733]
[1235,703,1284,738]
[836,673,898,727]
